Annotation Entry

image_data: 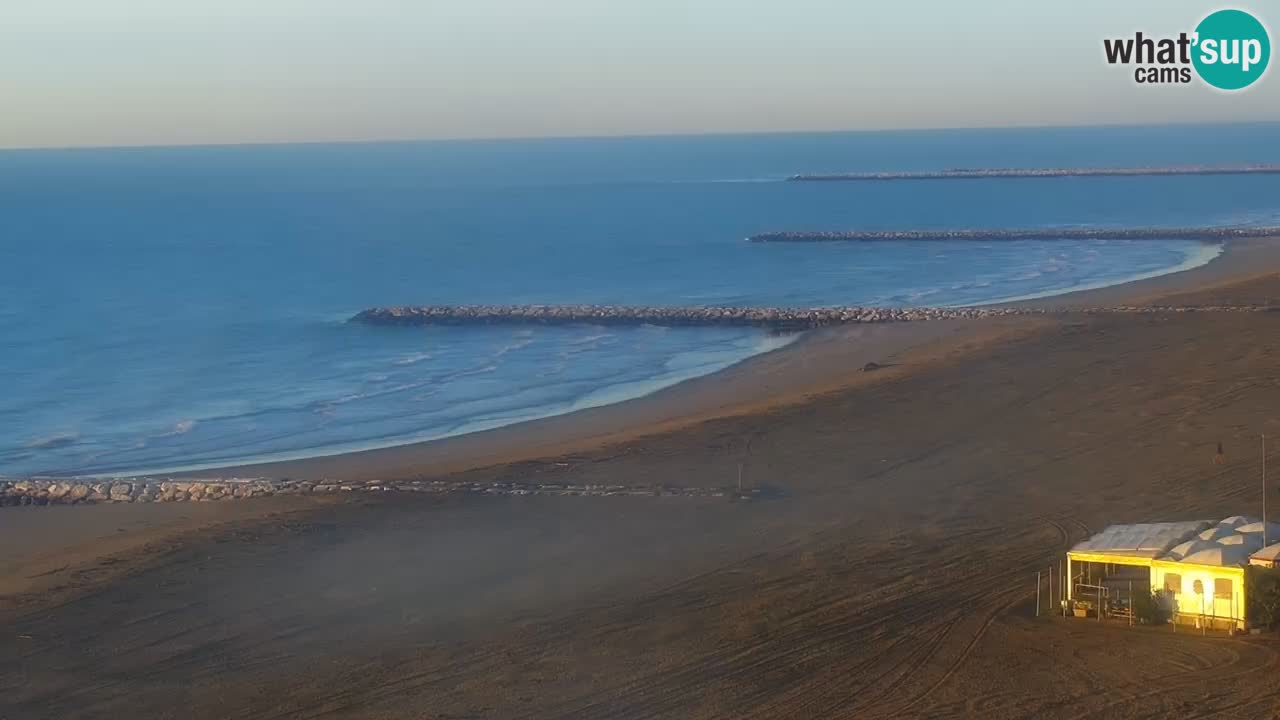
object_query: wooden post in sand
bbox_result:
[1129,581,1133,627]
[1061,559,1067,616]
[1036,571,1041,617]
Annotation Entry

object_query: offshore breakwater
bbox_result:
[353,304,1033,330]
[353,303,1276,331]
[788,165,1280,182]
[748,226,1280,243]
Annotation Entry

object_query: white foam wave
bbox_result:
[967,241,1225,306]
[24,432,79,450]
[393,351,434,365]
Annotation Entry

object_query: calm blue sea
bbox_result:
[4,124,1280,476]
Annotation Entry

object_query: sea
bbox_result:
[4,123,1280,477]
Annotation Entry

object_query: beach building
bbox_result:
[1249,541,1280,568]
[1064,517,1279,631]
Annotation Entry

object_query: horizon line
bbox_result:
[3,118,1278,153]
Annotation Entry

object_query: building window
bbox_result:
[1164,573,1181,595]
[1193,579,1204,595]
[1214,578,1233,599]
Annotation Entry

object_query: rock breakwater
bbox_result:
[788,165,1280,182]
[748,227,1280,243]
[352,303,1278,330]
[353,304,1037,330]
[0,476,766,506]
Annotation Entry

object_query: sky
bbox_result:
[2,0,1277,149]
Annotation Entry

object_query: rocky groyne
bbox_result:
[0,476,766,506]
[788,166,1280,182]
[353,304,1041,330]
[352,303,1279,330]
[748,226,1280,243]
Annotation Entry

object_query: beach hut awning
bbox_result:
[1219,515,1258,528]
[1251,542,1280,562]
[1164,539,1215,560]
[1070,521,1211,558]
[1199,526,1238,541]
[1217,533,1264,549]
[1179,545,1252,567]
[1234,521,1280,536]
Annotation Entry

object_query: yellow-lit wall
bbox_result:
[1150,561,1246,630]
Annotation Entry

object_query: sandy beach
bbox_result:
[202,236,1280,484]
[6,238,1280,719]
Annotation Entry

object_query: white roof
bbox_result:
[1200,526,1237,541]
[1071,521,1210,558]
[1165,539,1216,560]
[1234,521,1280,536]
[1251,542,1280,562]
[1216,533,1264,549]
[1179,545,1251,567]
[1219,515,1257,527]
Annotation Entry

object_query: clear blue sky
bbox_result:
[2,0,1276,148]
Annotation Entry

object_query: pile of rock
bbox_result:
[352,303,1049,331]
[0,478,285,506]
[0,476,764,507]
[352,301,1280,331]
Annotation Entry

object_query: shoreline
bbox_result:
[13,238,1278,484]
[16,241,1280,718]
[185,237,1280,483]
[748,226,1280,243]
[188,317,1039,482]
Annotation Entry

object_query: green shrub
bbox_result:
[1132,588,1173,625]
[1247,567,1280,630]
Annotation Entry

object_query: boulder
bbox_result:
[108,483,133,501]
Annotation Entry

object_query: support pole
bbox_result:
[1036,571,1041,617]
[1062,560,1067,616]
[1129,581,1133,627]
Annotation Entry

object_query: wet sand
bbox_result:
[205,237,1280,484]
[6,240,1280,718]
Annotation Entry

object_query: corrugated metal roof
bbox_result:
[1070,521,1210,557]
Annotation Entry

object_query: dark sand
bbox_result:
[6,240,1280,719]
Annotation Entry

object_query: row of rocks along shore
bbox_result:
[787,166,1280,182]
[352,303,1276,330]
[0,477,761,506]
[8,302,1272,510]
[748,226,1280,243]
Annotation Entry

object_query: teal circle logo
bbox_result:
[1192,9,1270,90]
